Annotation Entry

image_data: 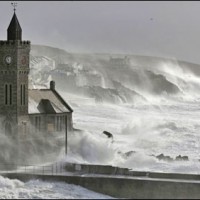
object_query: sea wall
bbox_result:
[2,173,200,199]
[64,162,200,180]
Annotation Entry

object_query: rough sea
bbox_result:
[2,59,200,198]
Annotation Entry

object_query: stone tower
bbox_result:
[0,12,30,138]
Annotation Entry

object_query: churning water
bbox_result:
[3,59,200,198]
[0,176,114,199]
[61,61,200,174]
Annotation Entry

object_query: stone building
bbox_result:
[0,12,73,146]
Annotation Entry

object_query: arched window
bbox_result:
[23,84,25,105]
[9,84,12,105]
[5,84,8,105]
[20,84,22,105]
[20,84,26,105]
[5,84,12,105]
[56,116,62,131]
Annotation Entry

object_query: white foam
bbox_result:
[60,98,200,174]
[0,176,114,199]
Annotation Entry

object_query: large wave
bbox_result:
[59,97,200,174]
[30,48,200,174]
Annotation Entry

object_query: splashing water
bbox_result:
[61,91,200,174]
[32,58,200,174]
[0,176,114,199]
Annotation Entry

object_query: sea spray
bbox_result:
[58,99,200,173]
[53,57,200,174]
[63,130,119,165]
[0,176,114,199]
[157,61,200,100]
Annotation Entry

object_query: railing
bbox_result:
[0,162,65,175]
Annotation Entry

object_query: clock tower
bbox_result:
[0,11,30,138]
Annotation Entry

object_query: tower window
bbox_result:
[9,84,12,105]
[5,84,12,105]
[20,84,22,105]
[5,84,8,105]
[20,84,26,106]
[23,84,25,105]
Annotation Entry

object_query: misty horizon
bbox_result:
[1,1,200,64]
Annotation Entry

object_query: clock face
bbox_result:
[5,56,12,64]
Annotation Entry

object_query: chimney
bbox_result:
[50,81,55,90]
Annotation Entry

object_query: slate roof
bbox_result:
[28,89,73,114]
[7,12,22,40]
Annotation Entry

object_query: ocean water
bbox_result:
[64,99,200,174]
[60,61,200,174]
[3,59,200,198]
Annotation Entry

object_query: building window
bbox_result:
[23,84,25,105]
[9,84,12,105]
[47,123,54,132]
[5,84,12,105]
[5,84,8,105]
[56,116,62,132]
[20,84,26,106]
[20,84,22,105]
[35,116,41,132]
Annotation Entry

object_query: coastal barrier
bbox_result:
[64,162,200,180]
[2,172,200,199]
[1,162,200,198]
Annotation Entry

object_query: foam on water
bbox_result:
[64,130,117,165]
[61,91,200,174]
[2,59,200,198]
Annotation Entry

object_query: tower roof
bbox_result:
[7,12,22,41]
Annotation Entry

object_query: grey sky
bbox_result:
[0,1,200,64]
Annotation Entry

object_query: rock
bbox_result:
[118,150,136,159]
[156,153,165,160]
[156,153,173,162]
[102,131,113,138]
[175,155,189,161]
[124,151,136,158]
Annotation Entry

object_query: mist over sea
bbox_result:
[40,47,200,174]
[64,97,200,174]
[0,176,114,199]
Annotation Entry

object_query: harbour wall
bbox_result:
[65,162,200,180]
[2,172,200,199]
